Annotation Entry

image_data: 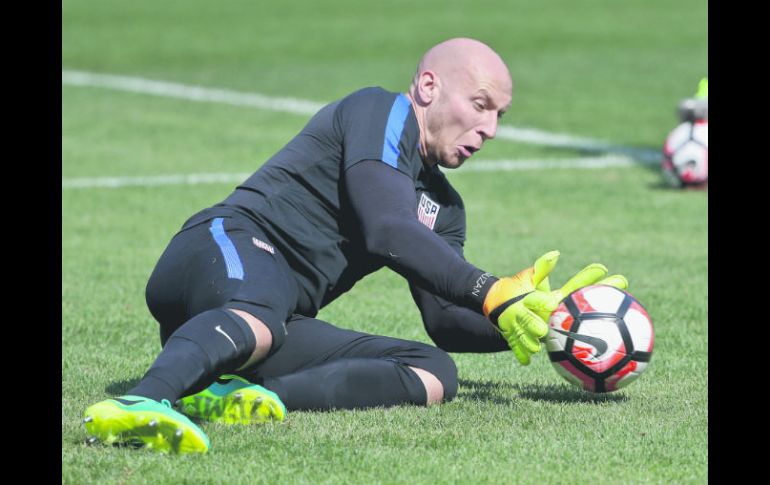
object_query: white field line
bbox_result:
[61,70,660,161]
[459,154,652,171]
[495,126,661,163]
[62,70,324,116]
[62,172,252,189]
[62,155,652,189]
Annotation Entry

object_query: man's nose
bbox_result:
[478,111,498,140]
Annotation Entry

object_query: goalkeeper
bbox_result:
[83,38,627,453]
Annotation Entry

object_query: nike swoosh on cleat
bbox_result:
[114,398,144,406]
[552,329,609,358]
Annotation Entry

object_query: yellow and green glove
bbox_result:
[482,250,628,365]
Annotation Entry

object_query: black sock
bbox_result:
[127,308,256,403]
[262,357,427,411]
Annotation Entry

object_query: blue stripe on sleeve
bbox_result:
[209,218,244,280]
[381,94,412,168]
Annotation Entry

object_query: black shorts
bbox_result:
[145,211,300,350]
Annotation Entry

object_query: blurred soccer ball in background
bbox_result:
[661,120,708,188]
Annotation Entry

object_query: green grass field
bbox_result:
[62,0,708,483]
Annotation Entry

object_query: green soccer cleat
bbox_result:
[176,375,287,425]
[82,395,210,454]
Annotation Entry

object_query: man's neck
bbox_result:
[404,91,436,168]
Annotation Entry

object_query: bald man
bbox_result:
[83,38,624,453]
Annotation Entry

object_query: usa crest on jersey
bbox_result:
[417,193,440,230]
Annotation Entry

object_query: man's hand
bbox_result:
[483,251,628,365]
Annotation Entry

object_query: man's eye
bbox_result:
[473,102,485,111]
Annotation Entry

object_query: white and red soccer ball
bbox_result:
[546,285,654,393]
[661,120,708,188]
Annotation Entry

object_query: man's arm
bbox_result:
[405,213,508,352]
[345,159,628,365]
[409,284,508,353]
[345,160,497,313]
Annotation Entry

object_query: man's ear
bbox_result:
[415,70,439,106]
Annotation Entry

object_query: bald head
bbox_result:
[407,38,513,169]
[413,38,512,93]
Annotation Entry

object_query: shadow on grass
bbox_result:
[456,378,519,406]
[646,179,709,191]
[105,378,142,395]
[458,379,628,404]
[514,383,628,404]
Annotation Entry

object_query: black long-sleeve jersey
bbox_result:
[184,87,498,322]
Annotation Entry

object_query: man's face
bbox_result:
[424,66,512,169]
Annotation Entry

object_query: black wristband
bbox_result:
[487,291,532,327]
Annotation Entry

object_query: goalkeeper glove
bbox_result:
[483,250,628,365]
